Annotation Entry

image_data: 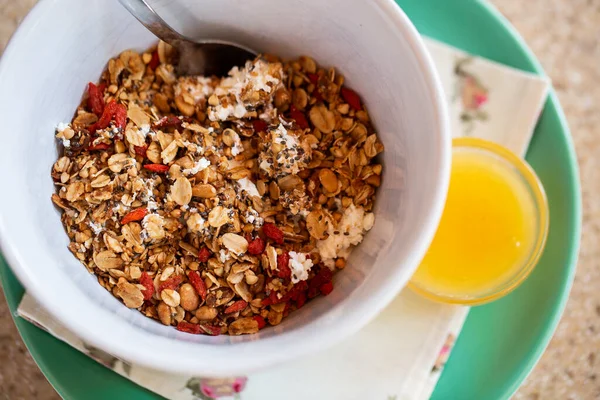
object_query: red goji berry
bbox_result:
[176,321,202,334]
[143,164,169,173]
[224,300,248,314]
[87,82,105,117]
[320,281,334,296]
[89,100,117,133]
[253,315,266,329]
[114,103,127,129]
[198,246,212,263]
[262,223,284,244]
[134,145,148,157]
[340,87,362,110]
[188,271,207,301]
[307,73,319,85]
[121,207,148,225]
[277,252,291,279]
[199,324,222,336]
[152,116,182,130]
[159,275,183,292]
[148,50,160,70]
[289,106,309,130]
[312,88,324,102]
[308,267,333,298]
[295,292,307,308]
[87,142,111,151]
[139,272,154,301]
[247,236,266,255]
[252,119,268,132]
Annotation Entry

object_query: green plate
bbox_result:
[0,0,580,399]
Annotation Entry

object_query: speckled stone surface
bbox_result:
[0,0,596,399]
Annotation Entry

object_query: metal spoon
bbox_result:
[118,0,256,76]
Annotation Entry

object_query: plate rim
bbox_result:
[0,0,582,399]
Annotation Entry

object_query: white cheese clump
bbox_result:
[245,208,264,227]
[219,249,231,263]
[289,251,314,283]
[316,204,375,269]
[208,59,282,122]
[88,220,104,235]
[182,157,210,176]
[175,76,214,103]
[237,177,261,198]
[55,122,75,148]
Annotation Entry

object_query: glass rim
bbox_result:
[408,137,550,306]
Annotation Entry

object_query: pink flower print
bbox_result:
[461,76,489,111]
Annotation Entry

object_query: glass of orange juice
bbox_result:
[409,137,549,305]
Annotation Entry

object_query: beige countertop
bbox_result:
[0,1,597,399]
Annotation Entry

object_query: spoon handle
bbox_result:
[118,0,185,45]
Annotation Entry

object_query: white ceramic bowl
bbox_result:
[0,0,449,376]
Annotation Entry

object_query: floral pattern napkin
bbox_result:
[17,37,549,400]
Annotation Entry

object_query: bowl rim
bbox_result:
[0,0,451,375]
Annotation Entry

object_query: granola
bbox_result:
[51,42,384,336]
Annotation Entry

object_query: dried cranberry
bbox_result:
[277,252,291,279]
[198,246,212,263]
[340,87,362,110]
[262,223,284,244]
[247,237,266,255]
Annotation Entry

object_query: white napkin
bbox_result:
[17,37,549,400]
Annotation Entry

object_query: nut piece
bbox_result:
[228,317,259,335]
[221,233,248,255]
[161,288,181,307]
[195,306,218,321]
[192,183,217,198]
[309,104,335,133]
[179,283,200,311]
[170,177,192,206]
[157,301,172,325]
[115,279,144,308]
[318,169,338,193]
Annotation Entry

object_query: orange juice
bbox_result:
[410,138,548,304]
